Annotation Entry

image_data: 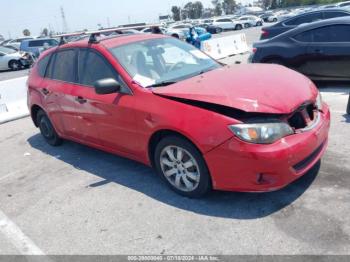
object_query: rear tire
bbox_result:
[154,136,211,198]
[235,24,243,30]
[244,23,250,28]
[37,110,63,146]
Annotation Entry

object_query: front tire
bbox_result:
[37,110,63,146]
[154,136,211,198]
[9,60,20,71]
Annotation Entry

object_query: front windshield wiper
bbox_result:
[147,81,177,88]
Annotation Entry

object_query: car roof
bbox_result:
[272,9,350,27]
[270,16,350,40]
[52,33,169,50]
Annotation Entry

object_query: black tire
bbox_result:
[9,60,20,71]
[235,24,243,30]
[37,110,63,146]
[154,136,211,198]
[215,27,222,34]
[256,22,262,26]
[273,18,278,22]
[244,23,250,28]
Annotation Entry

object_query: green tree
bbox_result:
[23,29,30,36]
[222,0,237,14]
[41,28,49,37]
[171,6,181,21]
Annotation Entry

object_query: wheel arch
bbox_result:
[261,55,286,65]
[148,129,203,168]
[8,59,19,68]
[31,104,44,127]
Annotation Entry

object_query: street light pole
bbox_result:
[347,92,350,114]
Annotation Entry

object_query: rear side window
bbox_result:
[313,25,350,42]
[48,49,77,82]
[293,25,350,43]
[37,53,51,77]
[285,12,322,26]
[323,11,350,19]
[78,49,117,86]
[28,39,58,47]
[293,31,313,42]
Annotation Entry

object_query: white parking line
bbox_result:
[0,209,44,255]
[0,76,28,83]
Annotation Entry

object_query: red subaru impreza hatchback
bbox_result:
[27,33,330,197]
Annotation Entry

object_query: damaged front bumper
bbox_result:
[204,104,331,192]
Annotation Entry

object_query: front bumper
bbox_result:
[204,104,331,192]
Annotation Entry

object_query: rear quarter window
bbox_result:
[37,53,52,77]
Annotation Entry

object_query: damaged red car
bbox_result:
[27,33,330,197]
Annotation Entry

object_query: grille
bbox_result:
[288,103,316,130]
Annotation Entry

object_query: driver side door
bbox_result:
[74,48,139,154]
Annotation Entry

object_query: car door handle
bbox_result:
[75,96,87,104]
[42,88,50,95]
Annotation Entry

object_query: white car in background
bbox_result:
[0,46,32,71]
[165,24,192,39]
[3,37,33,50]
[212,18,243,30]
[238,15,264,27]
[266,14,278,22]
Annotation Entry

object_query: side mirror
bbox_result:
[94,78,121,95]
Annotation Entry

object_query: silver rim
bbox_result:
[11,62,19,70]
[160,145,200,192]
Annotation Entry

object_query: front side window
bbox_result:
[78,49,118,86]
[48,49,76,82]
[293,25,350,43]
[109,37,220,87]
[324,11,349,19]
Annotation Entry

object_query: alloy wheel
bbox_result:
[160,145,200,192]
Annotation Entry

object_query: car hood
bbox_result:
[6,52,22,59]
[152,64,317,114]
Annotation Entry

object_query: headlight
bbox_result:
[229,122,294,144]
[316,91,323,110]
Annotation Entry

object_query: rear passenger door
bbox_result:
[75,48,138,154]
[304,25,350,79]
[42,48,82,138]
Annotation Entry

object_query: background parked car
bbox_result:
[165,24,193,39]
[212,18,243,30]
[238,15,263,27]
[2,37,33,50]
[251,17,350,81]
[20,38,59,58]
[260,9,350,40]
[197,23,223,34]
[0,46,32,70]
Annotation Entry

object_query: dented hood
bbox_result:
[152,64,318,114]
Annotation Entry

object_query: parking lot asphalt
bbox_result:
[0,69,29,82]
[0,26,350,255]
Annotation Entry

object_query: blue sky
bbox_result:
[0,0,252,38]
